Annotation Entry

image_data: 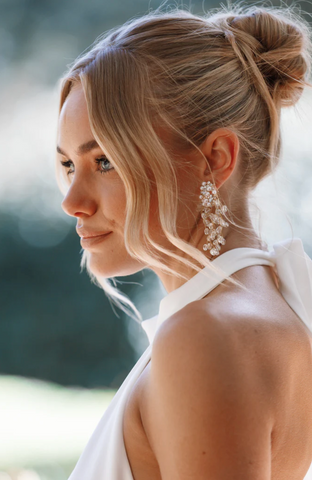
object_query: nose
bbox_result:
[61,178,97,218]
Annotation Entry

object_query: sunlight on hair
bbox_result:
[56,4,312,317]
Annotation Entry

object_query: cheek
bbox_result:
[99,179,127,226]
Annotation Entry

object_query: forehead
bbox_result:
[58,83,92,142]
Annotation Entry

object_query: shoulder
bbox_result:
[151,291,311,378]
[150,297,310,403]
[143,303,275,479]
[152,299,276,378]
[152,301,241,377]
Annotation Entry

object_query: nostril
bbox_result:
[61,196,96,218]
[73,212,86,218]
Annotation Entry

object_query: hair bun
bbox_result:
[223,8,311,107]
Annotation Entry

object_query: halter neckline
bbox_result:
[141,238,312,343]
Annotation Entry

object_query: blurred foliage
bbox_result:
[0,0,178,389]
[0,212,154,388]
[0,0,224,85]
[0,0,312,394]
[0,0,312,478]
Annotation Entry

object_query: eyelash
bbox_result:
[60,157,114,176]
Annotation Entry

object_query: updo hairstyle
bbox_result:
[57,5,312,320]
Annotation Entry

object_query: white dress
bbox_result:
[68,237,312,480]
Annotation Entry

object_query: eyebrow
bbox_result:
[56,139,101,157]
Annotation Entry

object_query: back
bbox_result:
[68,239,312,480]
[138,263,312,479]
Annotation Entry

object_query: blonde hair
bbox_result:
[56,4,311,322]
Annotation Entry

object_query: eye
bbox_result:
[60,156,114,177]
[60,160,74,176]
[95,156,114,174]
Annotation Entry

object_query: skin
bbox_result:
[57,82,312,479]
[58,82,263,291]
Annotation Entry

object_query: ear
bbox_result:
[199,128,240,189]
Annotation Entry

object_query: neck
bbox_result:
[152,208,265,293]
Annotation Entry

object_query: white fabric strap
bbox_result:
[156,246,275,331]
[142,237,312,343]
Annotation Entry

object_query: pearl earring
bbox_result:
[199,181,229,256]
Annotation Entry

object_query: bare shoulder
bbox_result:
[150,296,312,403]
[143,302,276,479]
[151,300,263,382]
[142,297,312,480]
[152,295,311,381]
[137,255,312,480]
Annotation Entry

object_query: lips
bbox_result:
[79,232,112,248]
[76,228,112,239]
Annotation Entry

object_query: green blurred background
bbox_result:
[1,0,312,478]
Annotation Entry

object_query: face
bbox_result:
[57,82,145,278]
[57,82,210,283]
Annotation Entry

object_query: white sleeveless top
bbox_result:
[68,237,312,480]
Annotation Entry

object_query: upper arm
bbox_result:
[144,307,274,480]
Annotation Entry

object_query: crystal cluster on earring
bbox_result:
[199,181,229,256]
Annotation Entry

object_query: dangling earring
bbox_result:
[199,181,229,256]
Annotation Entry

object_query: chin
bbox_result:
[87,251,144,279]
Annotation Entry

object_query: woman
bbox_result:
[56,4,312,479]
